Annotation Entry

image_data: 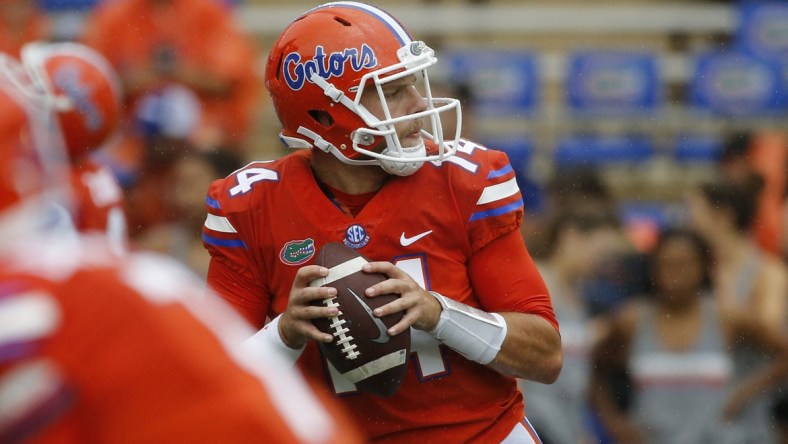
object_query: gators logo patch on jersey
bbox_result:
[279,238,316,265]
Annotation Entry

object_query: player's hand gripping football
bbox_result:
[361,261,442,335]
[278,265,339,349]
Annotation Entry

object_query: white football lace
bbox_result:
[323,297,360,360]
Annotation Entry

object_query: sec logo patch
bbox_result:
[343,224,370,249]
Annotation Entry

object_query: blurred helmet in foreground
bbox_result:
[22,41,122,160]
[0,53,71,246]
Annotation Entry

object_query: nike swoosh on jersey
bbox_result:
[348,288,390,344]
[399,230,433,247]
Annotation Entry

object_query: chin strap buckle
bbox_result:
[311,73,345,103]
[296,126,334,153]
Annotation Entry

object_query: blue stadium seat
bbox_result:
[689,50,783,116]
[737,3,788,61]
[618,201,670,230]
[39,0,98,12]
[443,49,540,117]
[555,135,655,168]
[673,135,723,164]
[481,136,534,173]
[40,0,240,12]
[565,51,660,116]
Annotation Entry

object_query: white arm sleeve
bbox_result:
[426,291,508,365]
[242,315,305,366]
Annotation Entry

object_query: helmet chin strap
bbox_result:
[378,140,426,176]
[293,125,426,176]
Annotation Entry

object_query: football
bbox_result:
[310,242,410,397]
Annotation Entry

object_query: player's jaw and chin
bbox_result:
[351,119,425,164]
[356,74,429,166]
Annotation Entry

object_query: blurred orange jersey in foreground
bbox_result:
[0,236,362,444]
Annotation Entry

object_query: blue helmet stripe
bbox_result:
[312,2,412,46]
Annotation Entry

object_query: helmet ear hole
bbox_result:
[273,53,284,81]
[308,110,334,128]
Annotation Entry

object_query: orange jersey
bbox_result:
[0,236,359,444]
[204,142,555,442]
[70,158,128,252]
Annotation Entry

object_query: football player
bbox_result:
[21,41,128,255]
[203,2,562,442]
[0,52,360,443]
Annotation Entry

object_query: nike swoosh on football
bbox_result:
[399,230,433,247]
[348,288,390,344]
